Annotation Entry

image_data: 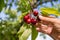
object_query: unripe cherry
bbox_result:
[33,10,38,16]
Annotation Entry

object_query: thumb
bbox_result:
[38,15,60,24]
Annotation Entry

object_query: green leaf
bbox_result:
[19,28,31,40]
[40,7,60,16]
[0,0,5,12]
[5,9,17,18]
[17,0,31,13]
[32,25,38,40]
[6,0,8,2]
[41,11,49,17]
[17,23,27,35]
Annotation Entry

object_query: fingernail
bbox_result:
[37,15,42,21]
[38,15,43,19]
[36,27,40,30]
[36,27,41,32]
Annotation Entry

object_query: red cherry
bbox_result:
[26,18,31,24]
[26,14,30,17]
[24,14,30,22]
[31,18,37,25]
[37,16,41,21]
[33,11,38,16]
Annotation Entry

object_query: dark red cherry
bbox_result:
[24,14,30,22]
[33,11,38,16]
[31,18,37,25]
[37,16,41,21]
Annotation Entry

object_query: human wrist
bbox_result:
[49,28,60,40]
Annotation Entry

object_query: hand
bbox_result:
[36,15,60,40]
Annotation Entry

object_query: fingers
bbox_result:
[41,24,53,34]
[54,23,60,29]
[53,23,60,32]
[35,23,41,32]
[36,23,53,34]
[38,15,60,24]
[36,27,41,32]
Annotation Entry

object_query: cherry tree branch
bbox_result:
[28,0,40,10]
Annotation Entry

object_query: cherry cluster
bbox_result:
[24,10,40,25]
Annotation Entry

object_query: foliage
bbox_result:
[0,0,5,12]
[40,7,60,16]
[32,25,38,40]
[5,8,17,18]
[17,0,31,13]
[0,0,60,40]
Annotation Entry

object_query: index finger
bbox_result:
[38,15,60,24]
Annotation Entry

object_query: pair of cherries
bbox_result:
[24,10,39,25]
